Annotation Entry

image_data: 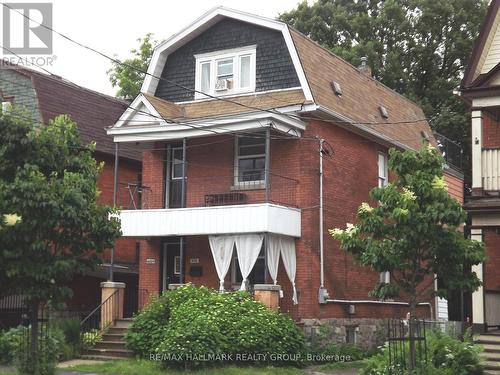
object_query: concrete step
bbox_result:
[485,361,500,370]
[485,370,500,375]
[478,335,500,343]
[481,344,500,352]
[113,319,133,329]
[94,341,128,350]
[102,333,125,342]
[106,327,128,335]
[84,348,133,359]
[80,354,128,361]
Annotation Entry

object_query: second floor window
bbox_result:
[378,152,388,187]
[236,134,266,184]
[195,46,256,99]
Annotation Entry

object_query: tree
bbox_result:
[280,0,489,185]
[330,145,484,368]
[330,145,484,315]
[0,112,121,373]
[107,33,157,99]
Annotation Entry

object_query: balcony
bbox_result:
[115,172,301,238]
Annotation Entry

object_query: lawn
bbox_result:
[67,360,306,375]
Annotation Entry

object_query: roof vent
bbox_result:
[331,81,342,96]
[421,130,430,141]
[379,105,389,119]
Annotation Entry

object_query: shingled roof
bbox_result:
[1,62,137,160]
[288,28,433,150]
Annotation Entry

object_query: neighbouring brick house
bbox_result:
[460,0,500,333]
[0,62,142,322]
[106,7,463,346]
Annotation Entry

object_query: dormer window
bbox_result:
[195,46,256,99]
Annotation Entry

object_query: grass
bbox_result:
[314,359,365,370]
[67,360,306,375]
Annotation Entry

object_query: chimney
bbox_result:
[358,56,372,77]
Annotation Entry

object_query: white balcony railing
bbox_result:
[482,148,500,190]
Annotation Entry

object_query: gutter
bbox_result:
[327,299,434,319]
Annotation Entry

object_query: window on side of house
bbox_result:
[378,152,388,188]
[378,152,390,284]
[171,147,184,180]
[235,134,266,185]
[345,326,358,345]
[231,244,266,288]
[195,46,256,99]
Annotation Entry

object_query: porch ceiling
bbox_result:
[118,203,301,238]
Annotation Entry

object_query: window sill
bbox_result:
[230,182,266,191]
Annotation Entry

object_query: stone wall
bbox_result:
[301,318,387,350]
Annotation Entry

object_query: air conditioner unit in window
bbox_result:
[215,78,231,91]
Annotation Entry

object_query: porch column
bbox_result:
[471,110,483,196]
[109,142,119,282]
[100,281,125,328]
[471,228,485,332]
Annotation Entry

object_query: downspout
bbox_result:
[109,142,119,282]
[318,139,329,303]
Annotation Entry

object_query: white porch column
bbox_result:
[471,228,485,330]
[471,110,483,192]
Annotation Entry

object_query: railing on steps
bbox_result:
[80,289,120,336]
[124,288,150,318]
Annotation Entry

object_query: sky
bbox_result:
[0,0,303,96]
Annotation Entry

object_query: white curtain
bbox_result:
[267,234,284,298]
[235,234,264,291]
[266,235,280,285]
[280,236,298,304]
[209,235,235,292]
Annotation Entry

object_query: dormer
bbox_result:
[140,7,312,103]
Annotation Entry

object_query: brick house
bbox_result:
[0,62,141,319]
[460,0,500,333]
[107,7,463,344]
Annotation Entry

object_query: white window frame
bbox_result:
[173,255,181,275]
[378,152,388,188]
[234,134,266,187]
[171,147,184,180]
[194,45,257,100]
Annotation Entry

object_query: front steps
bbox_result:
[82,318,134,360]
[476,333,500,374]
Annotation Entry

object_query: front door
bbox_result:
[162,242,181,291]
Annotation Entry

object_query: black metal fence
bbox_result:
[434,132,463,171]
[124,288,149,318]
[387,319,428,374]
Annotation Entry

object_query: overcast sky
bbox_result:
[1,0,303,96]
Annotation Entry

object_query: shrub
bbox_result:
[0,327,23,364]
[126,284,305,368]
[51,318,81,359]
[361,330,483,375]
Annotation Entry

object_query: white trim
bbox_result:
[194,45,256,100]
[471,110,483,189]
[472,96,500,108]
[114,93,167,128]
[118,203,301,238]
[140,7,313,102]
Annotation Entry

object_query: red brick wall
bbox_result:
[138,238,162,308]
[483,111,500,148]
[484,229,500,291]
[134,121,456,320]
[96,153,141,264]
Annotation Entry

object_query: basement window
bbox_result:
[195,46,256,99]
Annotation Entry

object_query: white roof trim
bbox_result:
[140,6,313,102]
[114,93,168,128]
[107,109,306,143]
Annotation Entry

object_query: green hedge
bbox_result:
[125,284,305,368]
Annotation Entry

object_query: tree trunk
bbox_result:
[30,301,39,375]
